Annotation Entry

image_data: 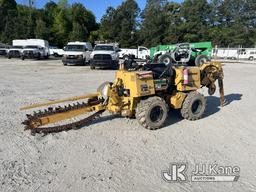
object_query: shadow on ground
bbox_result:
[75,93,243,131]
[163,93,243,129]
[204,93,243,118]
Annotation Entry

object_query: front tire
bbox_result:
[90,64,95,70]
[136,96,169,130]
[181,91,206,121]
[159,54,173,65]
[37,53,41,60]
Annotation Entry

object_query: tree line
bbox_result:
[1,0,256,48]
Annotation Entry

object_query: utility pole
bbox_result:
[28,0,35,8]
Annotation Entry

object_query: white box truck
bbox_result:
[119,46,150,60]
[212,48,238,59]
[21,39,50,60]
[238,48,256,61]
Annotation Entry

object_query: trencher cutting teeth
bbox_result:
[22,100,103,135]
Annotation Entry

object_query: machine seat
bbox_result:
[143,63,174,79]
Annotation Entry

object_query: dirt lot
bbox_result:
[0,57,256,192]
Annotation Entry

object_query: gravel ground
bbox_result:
[0,57,256,192]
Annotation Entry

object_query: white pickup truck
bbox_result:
[90,44,120,69]
[119,46,150,60]
[49,46,65,57]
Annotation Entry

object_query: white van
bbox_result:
[62,42,92,65]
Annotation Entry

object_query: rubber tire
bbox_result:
[112,62,119,70]
[195,55,210,66]
[37,53,41,60]
[90,65,95,70]
[63,62,67,66]
[159,54,173,65]
[83,59,87,66]
[8,55,11,59]
[21,56,25,60]
[123,55,130,60]
[181,91,206,121]
[136,96,169,130]
[249,56,254,61]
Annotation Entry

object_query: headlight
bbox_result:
[97,81,110,99]
[90,54,94,59]
[111,53,117,60]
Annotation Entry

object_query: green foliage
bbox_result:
[0,0,97,47]
[138,0,256,48]
[139,0,169,47]
[35,18,48,39]
[100,0,140,48]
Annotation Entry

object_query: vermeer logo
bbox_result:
[162,163,240,183]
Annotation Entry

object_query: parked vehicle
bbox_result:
[150,42,212,66]
[119,46,150,60]
[0,43,10,56]
[8,46,24,59]
[62,42,92,65]
[212,48,256,60]
[7,40,26,59]
[21,39,50,60]
[49,46,65,57]
[238,49,256,61]
[90,44,120,69]
[212,48,238,60]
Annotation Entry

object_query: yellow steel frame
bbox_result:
[29,103,105,129]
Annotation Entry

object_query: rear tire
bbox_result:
[123,55,130,60]
[249,56,254,61]
[181,91,206,121]
[136,96,168,130]
[195,55,210,66]
[90,65,95,70]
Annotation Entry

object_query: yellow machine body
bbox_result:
[21,61,224,133]
[105,61,224,117]
[174,67,201,91]
[115,70,155,97]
